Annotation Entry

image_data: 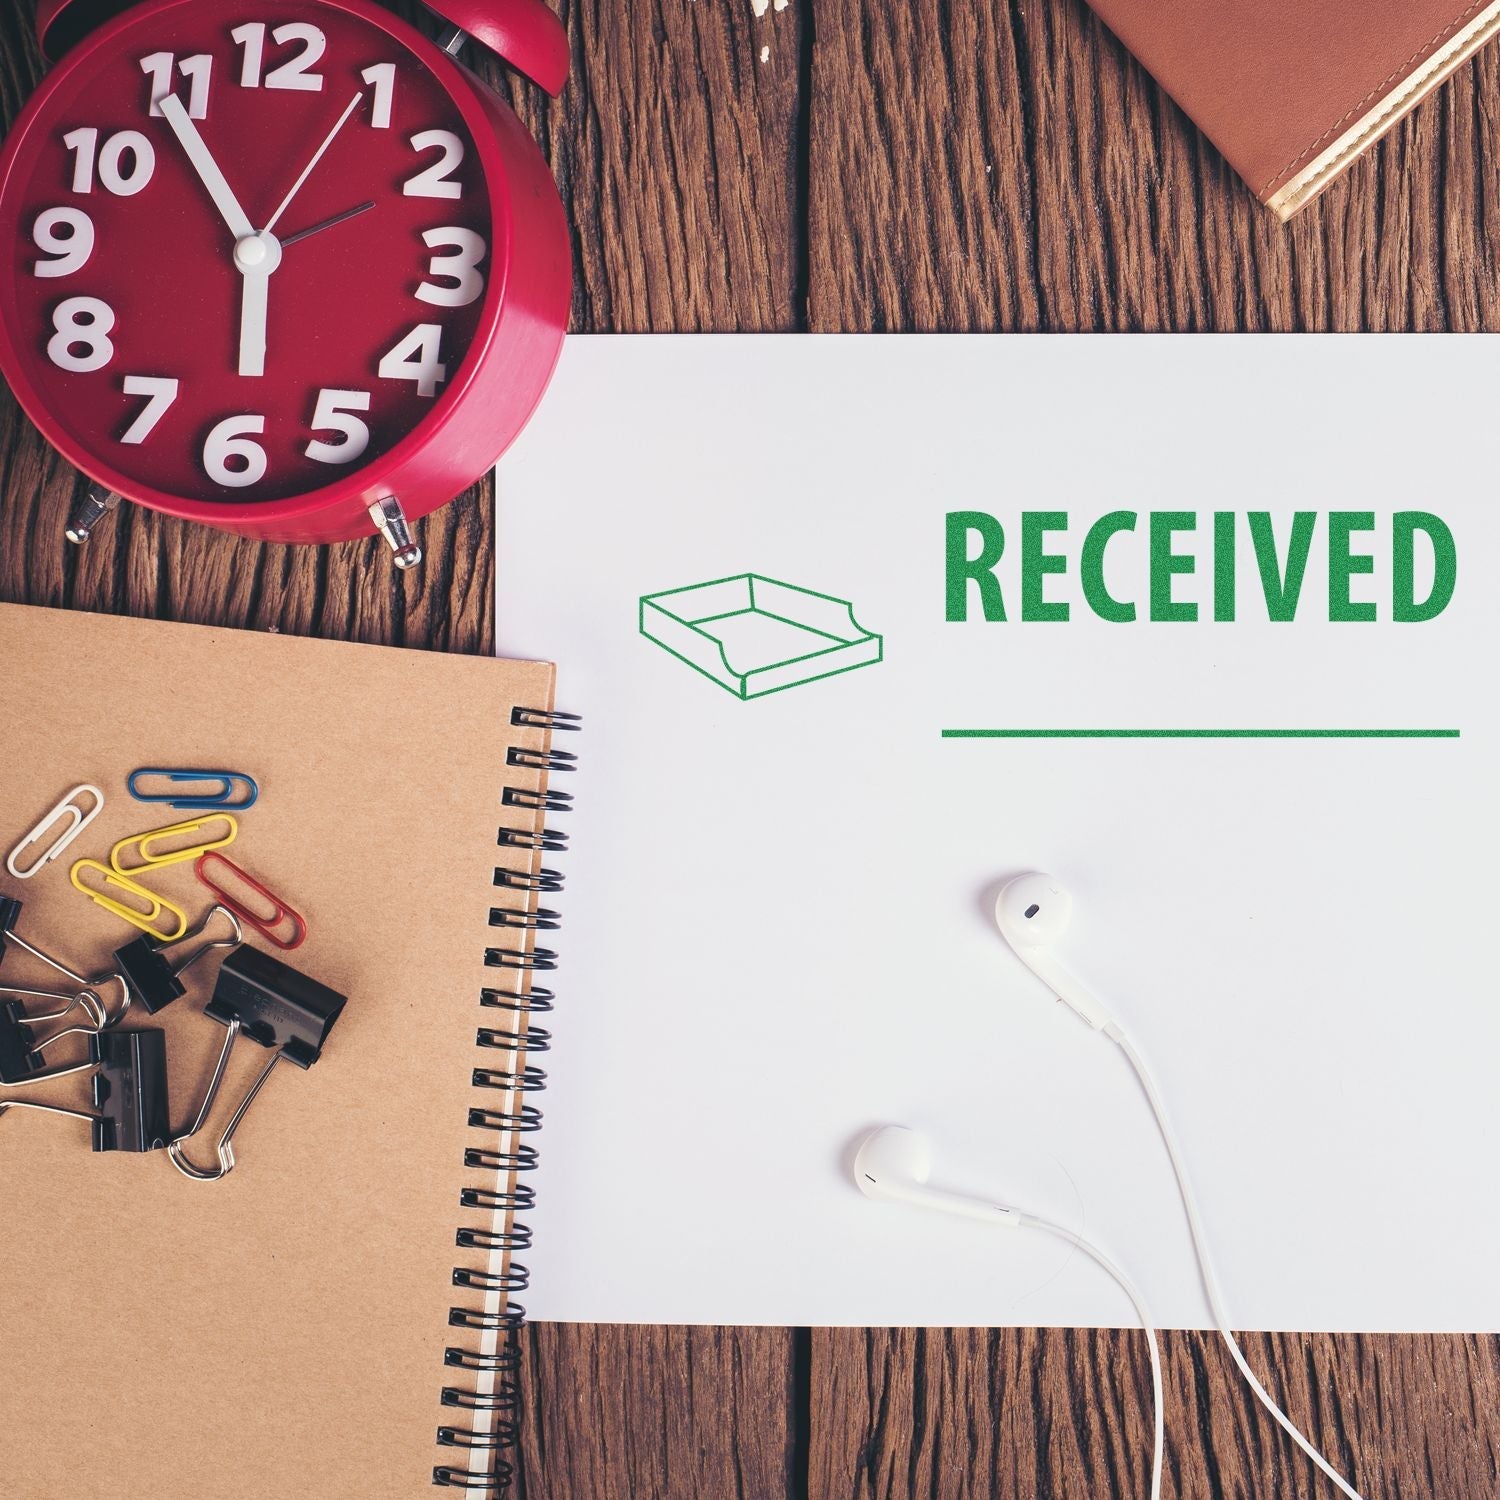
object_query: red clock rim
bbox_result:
[0,0,518,529]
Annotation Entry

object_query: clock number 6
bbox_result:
[47,297,115,374]
[204,415,268,488]
[306,389,372,465]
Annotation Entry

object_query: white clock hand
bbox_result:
[234,232,281,379]
[263,90,366,236]
[158,93,254,241]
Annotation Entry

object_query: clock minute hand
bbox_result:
[158,94,254,242]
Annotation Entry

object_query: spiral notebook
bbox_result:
[0,604,572,1498]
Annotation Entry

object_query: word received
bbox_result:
[945,510,1457,624]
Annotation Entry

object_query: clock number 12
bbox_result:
[231,23,327,91]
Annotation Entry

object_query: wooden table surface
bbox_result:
[4,3,1500,1496]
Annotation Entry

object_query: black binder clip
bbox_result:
[111,904,243,1017]
[167,946,346,1182]
[0,1028,171,1152]
[0,985,114,1083]
[0,895,90,987]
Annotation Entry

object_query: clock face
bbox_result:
[0,0,496,506]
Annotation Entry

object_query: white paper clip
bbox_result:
[5,785,105,880]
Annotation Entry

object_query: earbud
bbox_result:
[853,1122,1166,1498]
[994,872,1113,1031]
[852,1126,1019,1226]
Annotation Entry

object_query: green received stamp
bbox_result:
[639,573,883,699]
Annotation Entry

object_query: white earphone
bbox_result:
[854,1125,1021,1225]
[989,872,1369,1500]
[992,872,1114,1030]
[852,1124,1163,1500]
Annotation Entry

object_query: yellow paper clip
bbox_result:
[69,860,189,943]
[109,815,238,877]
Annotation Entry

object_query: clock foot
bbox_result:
[65,485,121,546]
[368,497,423,570]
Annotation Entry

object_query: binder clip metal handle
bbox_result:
[0,982,119,1081]
[167,1016,281,1182]
[167,946,346,1183]
[112,905,243,1019]
[0,895,90,986]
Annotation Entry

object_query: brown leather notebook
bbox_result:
[1084,0,1500,217]
[0,605,568,1498]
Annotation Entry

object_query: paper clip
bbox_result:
[109,814,238,876]
[69,860,189,943]
[194,852,307,951]
[0,1029,171,1152]
[128,768,258,811]
[5,785,105,880]
[111,905,243,1017]
[168,946,346,1182]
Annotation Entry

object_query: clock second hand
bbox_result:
[280,200,377,249]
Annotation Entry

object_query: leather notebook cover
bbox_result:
[0,605,559,1498]
[1084,0,1500,217]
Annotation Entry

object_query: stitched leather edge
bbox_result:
[1265,0,1500,217]
[1258,0,1488,193]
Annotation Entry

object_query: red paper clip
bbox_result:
[194,852,307,951]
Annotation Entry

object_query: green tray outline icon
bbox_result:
[639,572,884,699]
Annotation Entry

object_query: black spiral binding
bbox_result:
[433,706,581,1494]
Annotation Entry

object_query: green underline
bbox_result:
[941,728,1460,740]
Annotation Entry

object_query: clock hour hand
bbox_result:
[158,94,254,242]
[233,232,281,379]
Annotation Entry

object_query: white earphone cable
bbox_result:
[1021,1213,1163,1500]
[1106,1023,1365,1500]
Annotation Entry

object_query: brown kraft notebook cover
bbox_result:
[0,604,562,1498]
[1084,0,1500,217]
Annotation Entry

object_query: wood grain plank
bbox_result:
[812,1328,1500,1499]
[496,0,806,333]
[807,1,1500,1496]
[520,1323,798,1500]
[807,0,1500,333]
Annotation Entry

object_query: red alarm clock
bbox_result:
[0,0,570,566]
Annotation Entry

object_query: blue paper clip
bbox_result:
[127,768,259,812]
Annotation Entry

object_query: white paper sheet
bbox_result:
[496,334,1500,1330]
